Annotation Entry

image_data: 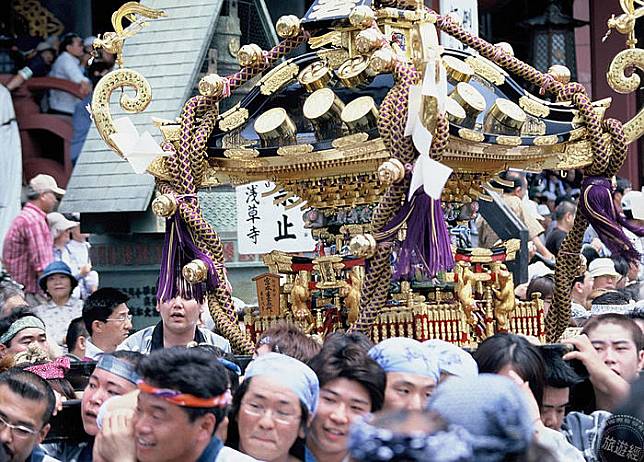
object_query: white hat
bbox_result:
[528,261,554,282]
[29,174,65,196]
[47,212,79,238]
[588,258,620,279]
[36,42,55,53]
[83,36,96,48]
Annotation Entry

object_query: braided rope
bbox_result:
[547,213,587,342]
[434,11,631,341]
[153,34,309,353]
[350,58,450,335]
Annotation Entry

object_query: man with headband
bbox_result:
[368,337,440,411]
[92,347,255,462]
[0,308,49,359]
[43,351,144,461]
[226,352,319,462]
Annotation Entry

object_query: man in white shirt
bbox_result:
[118,295,231,354]
[82,288,133,359]
[48,33,91,115]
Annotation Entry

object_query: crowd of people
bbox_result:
[1,31,115,165]
[0,163,642,462]
[473,170,644,322]
[0,278,641,461]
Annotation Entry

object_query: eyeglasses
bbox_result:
[0,413,38,440]
[241,401,301,425]
[104,314,133,323]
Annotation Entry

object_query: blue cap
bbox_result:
[423,339,478,379]
[427,374,534,462]
[38,261,78,292]
[368,337,440,382]
[245,352,319,415]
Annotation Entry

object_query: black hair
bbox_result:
[59,32,80,55]
[137,347,228,429]
[110,350,145,368]
[225,377,310,456]
[581,245,600,267]
[322,331,374,353]
[473,333,546,408]
[498,171,524,194]
[554,200,576,221]
[571,272,586,290]
[87,58,113,86]
[309,343,386,412]
[65,317,89,352]
[0,307,44,347]
[592,290,631,306]
[0,368,56,426]
[192,344,240,393]
[539,346,584,389]
[256,322,322,363]
[526,275,555,302]
[610,255,630,278]
[82,288,130,335]
[627,308,644,322]
[582,314,643,351]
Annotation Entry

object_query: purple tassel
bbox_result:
[579,177,641,262]
[390,192,455,280]
[157,211,221,303]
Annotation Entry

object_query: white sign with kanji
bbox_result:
[439,0,478,51]
[236,181,316,254]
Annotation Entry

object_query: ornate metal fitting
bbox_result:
[298,61,333,92]
[182,259,209,284]
[349,234,377,258]
[341,96,379,133]
[254,107,297,146]
[238,43,264,67]
[548,64,571,84]
[349,5,376,29]
[378,158,406,185]
[276,15,301,39]
[369,48,396,73]
[337,56,374,87]
[198,73,226,97]
[356,28,382,54]
[151,194,177,217]
[442,56,474,84]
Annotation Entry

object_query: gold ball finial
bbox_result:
[182,259,209,284]
[355,28,381,54]
[349,234,377,259]
[369,48,396,74]
[547,64,571,84]
[276,15,301,39]
[378,158,406,185]
[151,194,177,217]
[494,42,515,57]
[238,43,264,67]
[198,73,226,97]
[349,5,375,29]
